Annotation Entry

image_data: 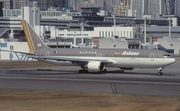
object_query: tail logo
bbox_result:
[37,43,41,47]
[114,51,120,56]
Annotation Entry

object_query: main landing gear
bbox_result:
[78,66,89,73]
[78,69,89,73]
[78,69,108,73]
[102,69,107,73]
[158,67,163,76]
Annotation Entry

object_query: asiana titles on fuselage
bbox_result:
[121,51,139,56]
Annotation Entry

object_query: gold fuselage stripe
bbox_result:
[21,20,34,53]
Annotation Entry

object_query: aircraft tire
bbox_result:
[102,69,107,73]
[79,70,88,73]
[158,72,163,76]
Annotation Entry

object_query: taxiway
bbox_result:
[0,61,180,96]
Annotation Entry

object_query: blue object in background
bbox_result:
[0,43,7,47]
[9,52,33,61]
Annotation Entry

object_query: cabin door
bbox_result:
[150,53,155,61]
[46,51,50,56]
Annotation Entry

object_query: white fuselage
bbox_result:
[41,56,175,68]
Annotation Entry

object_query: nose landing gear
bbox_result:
[158,67,163,76]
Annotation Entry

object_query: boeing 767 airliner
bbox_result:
[6,20,176,76]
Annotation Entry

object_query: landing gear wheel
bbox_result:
[102,69,107,73]
[158,72,163,76]
[158,67,163,76]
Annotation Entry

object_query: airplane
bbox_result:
[4,20,176,76]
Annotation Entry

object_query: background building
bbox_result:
[37,0,69,11]
[58,0,69,9]
[37,0,55,11]
[78,0,92,11]
[0,1,3,16]
[149,0,166,15]
[129,0,143,18]
[113,0,130,16]
[13,0,28,9]
[0,0,13,9]
[128,0,172,18]
[170,0,175,15]
[175,0,180,16]
[69,0,78,11]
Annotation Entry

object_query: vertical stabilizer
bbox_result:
[21,20,48,53]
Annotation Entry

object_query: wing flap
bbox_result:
[27,55,113,64]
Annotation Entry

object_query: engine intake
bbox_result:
[87,61,105,72]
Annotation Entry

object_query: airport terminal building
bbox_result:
[0,6,180,60]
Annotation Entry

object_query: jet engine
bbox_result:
[87,61,105,72]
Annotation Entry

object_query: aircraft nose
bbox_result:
[164,58,175,66]
[170,58,175,64]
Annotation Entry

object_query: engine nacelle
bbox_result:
[87,61,105,72]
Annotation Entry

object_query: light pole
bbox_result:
[113,14,116,37]
[63,37,66,48]
[73,31,77,47]
[169,17,172,41]
[81,22,84,45]
[144,17,147,44]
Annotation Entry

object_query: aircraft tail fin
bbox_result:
[21,20,48,53]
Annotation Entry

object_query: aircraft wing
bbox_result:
[27,55,113,64]
[0,50,113,64]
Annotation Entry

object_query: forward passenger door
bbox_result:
[150,53,155,61]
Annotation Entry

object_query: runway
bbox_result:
[0,61,180,96]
